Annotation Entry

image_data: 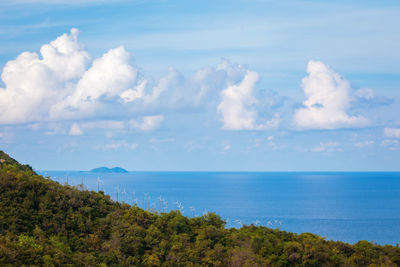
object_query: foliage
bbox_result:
[0,150,399,266]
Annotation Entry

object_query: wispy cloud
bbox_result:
[44,123,67,135]
[103,140,138,150]
[381,139,400,151]
[312,142,342,153]
[130,115,164,131]
[354,141,374,148]
[384,127,400,138]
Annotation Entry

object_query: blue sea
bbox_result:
[39,171,400,245]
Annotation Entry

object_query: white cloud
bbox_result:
[381,139,400,150]
[217,70,258,130]
[384,127,400,138]
[223,144,231,151]
[144,68,179,104]
[217,63,280,130]
[104,140,138,150]
[120,80,147,103]
[130,115,164,131]
[293,60,368,130]
[69,123,83,136]
[0,29,164,125]
[0,30,285,132]
[50,45,138,120]
[354,141,374,148]
[0,29,90,123]
[312,142,342,152]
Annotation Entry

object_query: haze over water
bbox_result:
[41,171,400,245]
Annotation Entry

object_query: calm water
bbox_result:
[39,171,400,245]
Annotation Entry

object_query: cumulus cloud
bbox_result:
[384,127,400,138]
[218,70,258,130]
[0,29,164,124]
[0,29,283,133]
[293,60,368,130]
[0,29,89,123]
[217,61,280,130]
[130,115,164,131]
[51,46,138,119]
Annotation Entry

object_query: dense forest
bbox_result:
[0,151,399,266]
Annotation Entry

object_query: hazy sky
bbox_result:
[0,0,399,171]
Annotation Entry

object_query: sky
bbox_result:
[0,0,399,171]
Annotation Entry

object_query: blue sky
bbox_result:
[0,0,399,171]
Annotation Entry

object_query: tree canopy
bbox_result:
[0,150,399,266]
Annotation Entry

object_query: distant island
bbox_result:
[1,150,400,266]
[89,166,128,173]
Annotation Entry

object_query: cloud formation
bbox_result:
[0,29,281,133]
[0,29,89,123]
[217,61,280,130]
[130,115,164,131]
[293,61,368,130]
[218,70,259,130]
[4,29,381,135]
[51,45,138,119]
[0,29,162,125]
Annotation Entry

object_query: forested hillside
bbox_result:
[0,151,399,266]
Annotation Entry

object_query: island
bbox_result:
[1,150,399,266]
[89,166,128,173]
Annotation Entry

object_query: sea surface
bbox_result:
[39,171,400,245]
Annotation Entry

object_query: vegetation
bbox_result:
[0,150,399,266]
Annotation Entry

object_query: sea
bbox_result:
[38,171,400,246]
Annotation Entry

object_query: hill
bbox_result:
[0,150,399,266]
[90,166,128,173]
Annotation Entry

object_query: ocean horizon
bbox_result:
[39,170,400,246]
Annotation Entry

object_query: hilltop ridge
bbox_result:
[0,150,399,266]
